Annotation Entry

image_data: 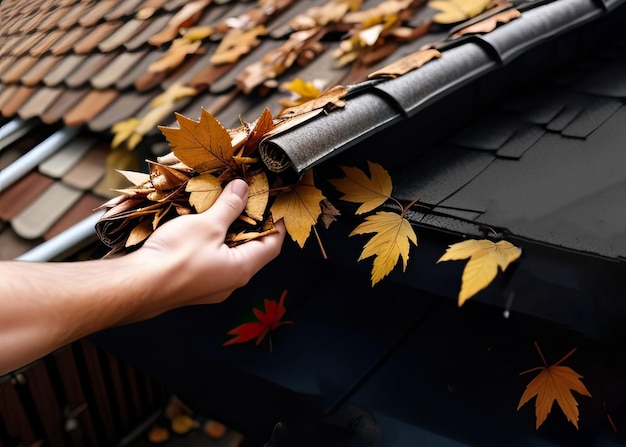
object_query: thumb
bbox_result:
[203,178,248,225]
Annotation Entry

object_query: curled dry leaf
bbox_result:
[368,48,441,79]
[450,8,521,38]
[277,84,348,119]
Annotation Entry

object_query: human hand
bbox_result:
[132,178,286,311]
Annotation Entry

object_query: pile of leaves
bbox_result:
[96,85,349,256]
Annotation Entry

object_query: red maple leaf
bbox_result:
[224,290,292,351]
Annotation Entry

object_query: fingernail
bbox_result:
[230,179,248,199]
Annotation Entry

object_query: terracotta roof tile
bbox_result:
[78,0,124,28]
[29,30,67,58]
[1,86,36,118]
[65,53,118,88]
[12,181,83,239]
[17,87,64,120]
[98,19,151,53]
[0,171,55,221]
[49,26,90,56]
[0,56,38,84]
[74,21,125,55]
[63,89,120,127]
[20,56,63,87]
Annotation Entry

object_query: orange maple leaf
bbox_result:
[518,342,592,430]
[158,108,235,173]
[223,290,292,352]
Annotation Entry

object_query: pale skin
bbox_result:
[0,179,286,375]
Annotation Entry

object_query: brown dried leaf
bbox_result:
[243,107,275,155]
[210,25,266,65]
[450,8,521,38]
[148,0,211,46]
[148,161,190,190]
[277,84,347,119]
[320,198,341,229]
[158,108,235,173]
[125,220,153,247]
[148,39,203,74]
[368,48,441,79]
[236,27,325,94]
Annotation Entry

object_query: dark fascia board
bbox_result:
[263,0,624,175]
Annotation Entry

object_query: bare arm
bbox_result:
[0,179,285,374]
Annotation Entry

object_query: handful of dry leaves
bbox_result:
[96,85,348,256]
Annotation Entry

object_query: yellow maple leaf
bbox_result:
[428,0,491,24]
[437,239,521,306]
[279,78,323,109]
[518,343,592,430]
[158,108,235,173]
[185,173,222,213]
[270,170,325,248]
[329,161,392,215]
[150,83,198,107]
[350,211,417,286]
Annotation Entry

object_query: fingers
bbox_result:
[234,219,286,273]
[201,179,248,229]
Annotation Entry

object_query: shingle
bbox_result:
[20,56,63,87]
[12,181,83,239]
[0,171,54,221]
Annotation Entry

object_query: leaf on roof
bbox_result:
[210,25,266,65]
[111,118,142,150]
[329,161,393,214]
[351,211,418,286]
[279,78,325,110]
[518,342,592,430]
[277,84,348,119]
[368,48,441,78]
[148,38,203,74]
[289,0,361,30]
[151,83,199,107]
[158,108,235,173]
[236,27,326,94]
[270,170,326,248]
[224,289,292,352]
[450,8,521,38]
[148,0,211,46]
[428,0,492,24]
[437,239,521,306]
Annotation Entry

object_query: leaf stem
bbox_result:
[401,196,420,217]
[555,347,577,366]
[534,340,547,366]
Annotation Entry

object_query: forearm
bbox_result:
[0,254,161,375]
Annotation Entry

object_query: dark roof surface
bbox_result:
[3,1,626,446]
